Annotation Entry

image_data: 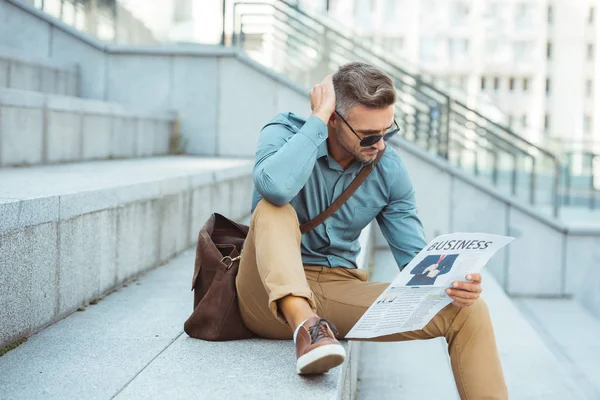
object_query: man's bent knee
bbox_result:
[252,199,300,226]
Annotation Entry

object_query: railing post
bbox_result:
[221,0,227,46]
[512,156,518,196]
[492,152,499,186]
[442,98,451,160]
[553,160,561,218]
[530,157,536,205]
[565,161,572,206]
[590,154,596,211]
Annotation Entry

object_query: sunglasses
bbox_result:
[335,110,400,147]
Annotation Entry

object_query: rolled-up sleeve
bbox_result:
[253,116,328,206]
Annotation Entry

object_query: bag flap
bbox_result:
[191,213,248,290]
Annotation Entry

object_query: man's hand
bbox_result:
[446,273,482,308]
[310,74,336,125]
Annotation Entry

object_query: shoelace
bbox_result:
[308,318,339,343]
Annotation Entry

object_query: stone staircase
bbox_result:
[1,0,598,399]
[0,44,254,350]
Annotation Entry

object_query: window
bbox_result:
[452,2,470,26]
[588,43,595,61]
[481,76,486,90]
[515,2,533,28]
[544,114,550,131]
[523,78,530,91]
[514,40,534,62]
[509,77,515,91]
[522,114,528,127]
[494,77,500,91]
[547,4,553,24]
[546,78,551,95]
[587,79,593,97]
[420,37,439,62]
[585,115,592,132]
[459,75,468,90]
[382,37,404,52]
[508,115,514,127]
[590,7,595,25]
[547,41,552,60]
[449,38,469,60]
[384,0,400,23]
[173,0,194,22]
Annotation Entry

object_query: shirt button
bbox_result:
[318,133,324,139]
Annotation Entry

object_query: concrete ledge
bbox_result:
[0,157,253,233]
[0,156,254,348]
[0,88,176,166]
[0,88,173,119]
[0,44,79,96]
[0,45,78,72]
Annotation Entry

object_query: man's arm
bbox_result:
[253,117,327,206]
[253,75,335,206]
[376,159,427,271]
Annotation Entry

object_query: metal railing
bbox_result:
[563,151,600,210]
[225,0,564,217]
[29,0,158,44]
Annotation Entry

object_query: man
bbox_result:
[236,62,507,399]
[406,254,459,286]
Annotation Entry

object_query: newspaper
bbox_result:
[346,233,514,339]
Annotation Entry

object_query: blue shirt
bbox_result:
[251,112,427,270]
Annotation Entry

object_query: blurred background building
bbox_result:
[25,0,600,162]
[301,0,600,161]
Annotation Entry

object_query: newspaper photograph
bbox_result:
[346,233,514,339]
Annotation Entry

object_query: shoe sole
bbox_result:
[296,344,346,375]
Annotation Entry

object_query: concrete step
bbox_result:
[515,297,600,399]
[0,156,254,349]
[358,248,586,399]
[0,216,376,400]
[0,88,176,166]
[0,45,79,96]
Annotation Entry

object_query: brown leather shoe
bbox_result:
[295,317,346,374]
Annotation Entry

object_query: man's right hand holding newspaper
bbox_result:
[346,233,514,339]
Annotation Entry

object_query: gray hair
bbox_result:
[332,62,396,117]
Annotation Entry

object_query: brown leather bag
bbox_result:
[184,151,383,341]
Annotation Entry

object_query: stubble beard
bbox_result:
[335,132,377,164]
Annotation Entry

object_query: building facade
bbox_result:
[301,0,599,156]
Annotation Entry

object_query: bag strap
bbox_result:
[299,149,384,234]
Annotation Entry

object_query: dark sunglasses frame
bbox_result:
[334,110,400,147]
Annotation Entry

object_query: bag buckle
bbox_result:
[221,255,241,269]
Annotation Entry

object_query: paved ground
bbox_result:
[515,297,600,399]
[0,246,595,400]
[0,250,347,400]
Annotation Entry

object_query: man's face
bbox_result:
[333,104,394,163]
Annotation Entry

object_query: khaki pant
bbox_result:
[236,200,508,400]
